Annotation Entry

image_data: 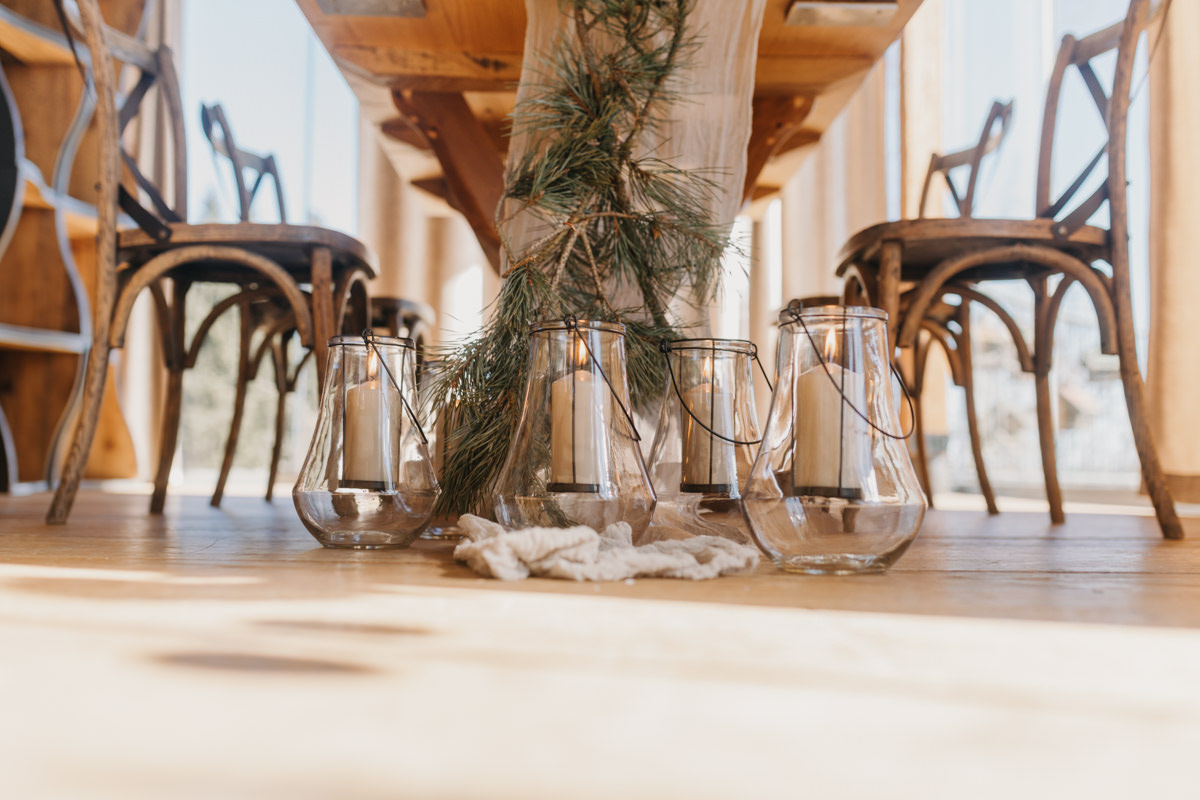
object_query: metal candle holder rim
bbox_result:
[328,333,416,350]
[777,303,887,326]
[662,337,757,355]
[779,302,914,441]
[530,318,626,335]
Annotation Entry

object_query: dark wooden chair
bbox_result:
[47,0,375,522]
[836,0,1181,538]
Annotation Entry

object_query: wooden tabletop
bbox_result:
[2,488,1199,797]
[294,0,922,252]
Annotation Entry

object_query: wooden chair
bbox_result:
[836,0,1182,538]
[371,295,435,372]
[899,99,1012,513]
[200,102,317,506]
[46,0,375,523]
[200,102,286,224]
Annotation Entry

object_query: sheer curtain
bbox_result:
[1147,0,1200,501]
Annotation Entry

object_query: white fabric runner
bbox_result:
[453,515,760,582]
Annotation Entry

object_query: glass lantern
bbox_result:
[493,319,655,536]
[645,338,764,543]
[293,334,439,548]
[417,357,463,540]
[742,304,925,574]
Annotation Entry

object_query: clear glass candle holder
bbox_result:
[645,338,764,543]
[293,334,439,549]
[742,305,925,574]
[493,319,655,536]
[417,357,462,541]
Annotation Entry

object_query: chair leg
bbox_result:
[906,340,934,507]
[149,366,183,514]
[150,280,190,515]
[1119,368,1183,540]
[911,390,934,508]
[958,311,999,515]
[211,301,254,508]
[1031,279,1064,525]
[46,338,112,524]
[1033,368,1065,524]
[265,336,289,502]
[1114,319,1183,540]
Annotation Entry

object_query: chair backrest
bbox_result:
[1033,0,1151,237]
[93,21,188,230]
[201,102,287,223]
[918,99,1013,219]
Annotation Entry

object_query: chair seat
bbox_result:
[836,217,1109,283]
[119,222,377,281]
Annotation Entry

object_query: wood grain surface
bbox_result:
[1,489,1199,798]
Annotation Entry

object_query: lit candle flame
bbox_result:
[702,355,713,381]
[823,328,837,363]
[367,347,379,380]
[574,336,589,369]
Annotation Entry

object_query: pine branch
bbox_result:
[433,0,728,516]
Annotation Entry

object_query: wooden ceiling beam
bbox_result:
[336,45,523,92]
[743,94,816,206]
[753,54,874,94]
[392,89,504,274]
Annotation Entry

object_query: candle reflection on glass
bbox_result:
[792,327,870,498]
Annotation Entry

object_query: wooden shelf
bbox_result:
[0,322,87,354]
[0,6,76,66]
[20,158,133,239]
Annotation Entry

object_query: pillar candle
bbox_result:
[792,339,870,497]
[551,368,609,489]
[343,353,402,487]
[681,379,737,490]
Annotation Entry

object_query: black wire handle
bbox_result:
[659,339,767,446]
[563,316,642,442]
[361,328,429,446]
[784,305,915,441]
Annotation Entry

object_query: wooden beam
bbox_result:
[410,176,451,204]
[336,46,522,92]
[380,113,509,160]
[379,117,432,151]
[754,54,874,95]
[392,90,503,274]
[742,95,815,205]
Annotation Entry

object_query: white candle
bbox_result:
[792,331,871,496]
[550,367,609,488]
[681,378,737,490]
[343,351,402,487]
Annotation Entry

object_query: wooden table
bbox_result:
[2,488,1199,797]
[294,0,922,271]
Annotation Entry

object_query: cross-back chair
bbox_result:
[47,0,375,522]
[901,99,1013,512]
[837,0,1181,538]
[201,101,287,224]
[199,102,312,506]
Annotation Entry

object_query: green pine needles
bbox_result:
[434,0,729,515]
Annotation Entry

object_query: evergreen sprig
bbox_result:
[434,0,728,515]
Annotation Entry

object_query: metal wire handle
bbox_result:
[659,339,767,446]
[562,315,642,442]
[361,328,429,446]
[784,305,915,441]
